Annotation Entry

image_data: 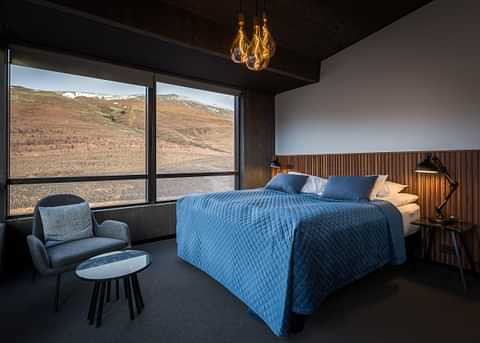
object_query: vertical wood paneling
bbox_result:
[279,150,480,271]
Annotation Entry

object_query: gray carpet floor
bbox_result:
[1,239,479,343]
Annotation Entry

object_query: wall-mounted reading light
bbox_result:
[270,156,281,177]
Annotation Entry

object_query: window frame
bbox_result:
[154,76,240,200]
[3,46,240,219]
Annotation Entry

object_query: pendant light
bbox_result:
[230,12,250,64]
[246,16,267,71]
[230,0,276,72]
[261,9,276,60]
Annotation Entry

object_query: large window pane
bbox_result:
[10,65,146,178]
[9,180,146,216]
[157,176,235,201]
[156,82,235,173]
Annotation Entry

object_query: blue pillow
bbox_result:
[39,202,93,247]
[322,176,378,201]
[265,173,308,194]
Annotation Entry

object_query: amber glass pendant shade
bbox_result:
[246,17,268,71]
[230,1,276,72]
[261,12,276,60]
[230,13,250,64]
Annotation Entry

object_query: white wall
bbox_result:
[275,0,480,155]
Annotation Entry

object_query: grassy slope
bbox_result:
[10,86,234,177]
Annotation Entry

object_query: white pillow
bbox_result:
[369,175,388,200]
[377,181,408,197]
[289,171,328,194]
[378,193,419,207]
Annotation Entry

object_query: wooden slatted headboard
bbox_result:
[278,150,480,271]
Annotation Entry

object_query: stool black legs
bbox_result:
[96,282,106,327]
[87,274,145,327]
[131,275,142,314]
[122,274,145,319]
[132,274,144,310]
[88,282,100,324]
[124,277,135,320]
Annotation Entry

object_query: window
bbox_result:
[10,65,146,178]
[9,180,146,216]
[157,176,235,201]
[156,81,236,200]
[8,57,148,216]
[4,47,239,217]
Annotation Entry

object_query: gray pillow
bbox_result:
[39,202,93,247]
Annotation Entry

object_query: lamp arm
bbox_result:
[435,171,458,218]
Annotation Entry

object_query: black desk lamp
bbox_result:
[415,153,459,223]
[270,157,281,169]
[270,157,281,177]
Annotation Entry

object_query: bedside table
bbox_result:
[412,218,477,293]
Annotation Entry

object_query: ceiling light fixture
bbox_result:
[230,12,249,64]
[260,7,276,66]
[246,16,265,71]
[230,0,275,71]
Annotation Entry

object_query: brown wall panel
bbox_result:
[278,150,480,271]
[240,91,275,189]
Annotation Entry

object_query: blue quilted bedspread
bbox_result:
[176,189,406,336]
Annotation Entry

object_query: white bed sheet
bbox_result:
[396,203,420,236]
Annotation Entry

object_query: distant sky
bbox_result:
[11,64,235,110]
[157,82,234,111]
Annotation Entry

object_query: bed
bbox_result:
[398,203,421,236]
[176,189,408,336]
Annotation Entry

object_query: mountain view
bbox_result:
[9,85,235,215]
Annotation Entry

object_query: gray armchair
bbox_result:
[27,194,131,311]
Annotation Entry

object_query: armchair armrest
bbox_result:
[26,235,51,276]
[95,220,131,246]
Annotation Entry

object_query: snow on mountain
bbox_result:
[60,91,230,115]
[62,91,139,100]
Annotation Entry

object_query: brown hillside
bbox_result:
[10,86,234,177]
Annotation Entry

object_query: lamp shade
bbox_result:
[270,158,281,169]
[415,154,440,174]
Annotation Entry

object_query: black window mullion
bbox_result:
[0,48,8,221]
[156,171,238,179]
[234,95,241,190]
[8,174,147,185]
[147,83,157,203]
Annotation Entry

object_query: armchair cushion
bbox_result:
[47,237,127,268]
[39,202,93,247]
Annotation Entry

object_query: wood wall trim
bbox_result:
[278,150,480,271]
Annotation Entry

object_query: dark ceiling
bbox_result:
[2,0,433,93]
[158,0,433,61]
[42,0,433,61]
